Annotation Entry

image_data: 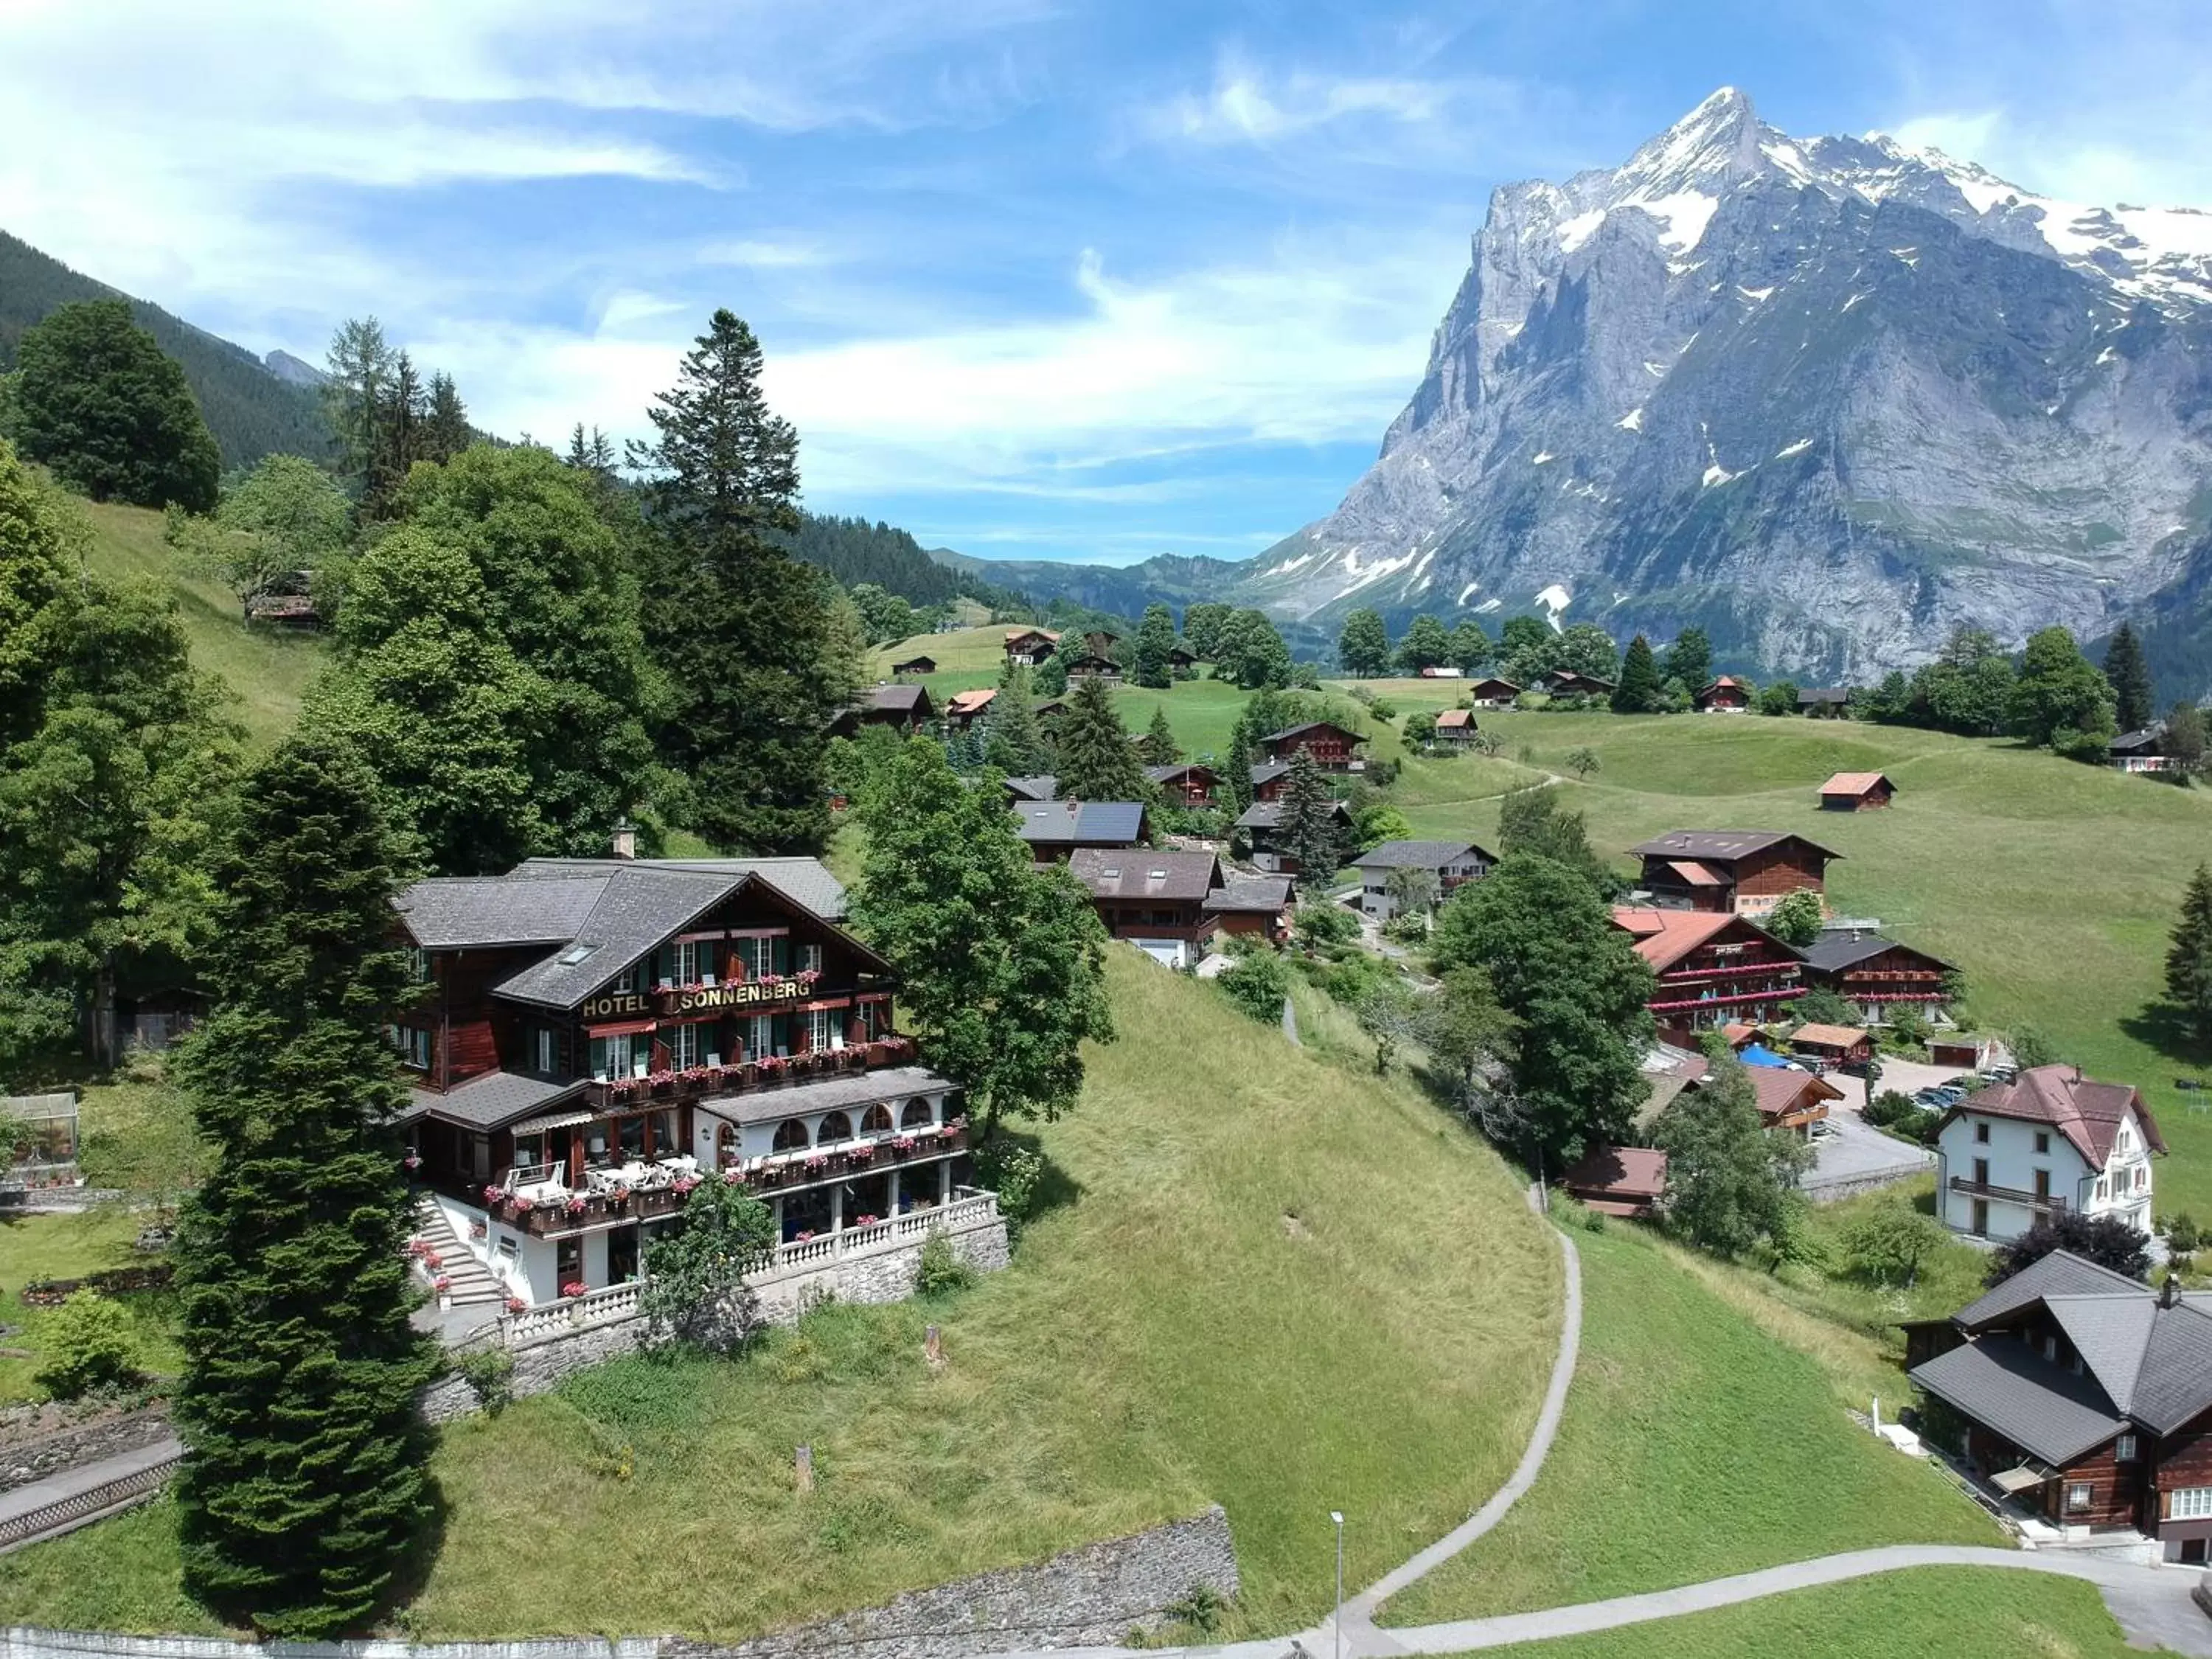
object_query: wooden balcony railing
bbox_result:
[580,1035,918,1113]
[1950,1176,2068,1213]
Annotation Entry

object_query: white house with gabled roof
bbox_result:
[1935,1065,2164,1242]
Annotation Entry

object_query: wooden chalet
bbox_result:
[1248,761,1291,802]
[1001,773,1059,804]
[1613,907,1804,1031]
[1258,721,1365,771]
[1203,874,1293,946]
[1032,698,1070,723]
[2111,724,2176,774]
[1629,830,1839,917]
[1744,1065,1843,1135]
[391,855,977,1308]
[1790,1022,1875,1074]
[1904,1252,2212,1556]
[1543,668,1615,698]
[1063,649,1123,681]
[834,683,933,736]
[1466,677,1520,708]
[1561,1146,1668,1220]
[1066,848,1223,968]
[1798,687,1851,718]
[889,654,937,677]
[1146,762,1219,806]
[1431,708,1482,745]
[1235,799,1353,874]
[1819,771,1896,810]
[1694,675,1753,714]
[1003,627,1061,667]
[1795,928,1952,1022]
[1168,645,1197,671]
[1353,839,1494,919]
[942,687,997,733]
[1015,800,1149,861]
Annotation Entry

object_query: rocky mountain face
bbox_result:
[1248,88,2212,684]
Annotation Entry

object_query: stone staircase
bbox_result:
[411,1196,507,1307]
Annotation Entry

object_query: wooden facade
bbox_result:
[1795,931,1952,1020]
[1613,908,1804,1029]
[1466,677,1520,708]
[1630,831,1837,917]
[1003,628,1061,667]
[1819,771,1896,810]
[1694,676,1752,713]
[1259,722,1364,771]
[1147,763,1220,806]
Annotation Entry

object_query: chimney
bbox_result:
[2163,1271,2181,1310]
[611,818,637,860]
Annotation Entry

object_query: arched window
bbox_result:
[717,1121,738,1166]
[860,1103,893,1135]
[902,1098,936,1129]
[817,1110,853,1144]
[772,1119,810,1152]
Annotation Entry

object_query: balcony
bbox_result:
[580,1035,918,1114]
[1950,1176,2069,1214]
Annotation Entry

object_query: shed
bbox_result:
[1820,771,1896,810]
[889,654,937,677]
[3,1092,81,1189]
[1791,1023,1874,1071]
[1562,1146,1669,1219]
[1930,1035,1994,1071]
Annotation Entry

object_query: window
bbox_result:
[670,940,700,985]
[799,942,823,975]
[667,1023,702,1070]
[743,936,776,980]
[2135,1165,2149,1193]
[406,946,431,983]
[807,1007,835,1051]
[2116,1433,2138,1462]
[818,1111,853,1144]
[772,1119,810,1152]
[745,1014,773,1060]
[2043,1336,2059,1362]
[1975,1121,1990,1144]
[2119,1126,2132,1152]
[902,1098,936,1129]
[535,1027,556,1076]
[389,1026,431,1070]
[2034,1132,2050,1154]
[589,1032,634,1081]
[612,963,639,994]
[2172,1486,2212,1520]
[2097,1178,2110,1200]
[2067,1483,2094,1514]
[860,1104,893,1135]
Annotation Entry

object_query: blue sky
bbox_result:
[1,0,2206,566]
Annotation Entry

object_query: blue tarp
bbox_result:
[1739,1044,1792,1069]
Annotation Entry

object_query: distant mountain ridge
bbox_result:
[0,229,331,470]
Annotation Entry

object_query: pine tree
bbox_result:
[322,318,394,498]
[1613,634,1661,712]
[1277,749,1343,878]
[170,735,437,1636]
[1131,602,1177,689]
[1139,703,1180,766]
[632,310,839,852]
[1394,614,1452,675]
[1222,685,1287,813]
[12,299,220,512]
[985,664,1053,775]
[422,372,471,464]
[1054,675,1149,801]
[2166,863,2212,1046]
[2104,622,2155,734]
[1338,609,1390,678]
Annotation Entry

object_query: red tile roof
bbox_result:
[1610,907,1745,970]
[1562,1145,1669,1211]
[1820,771,1893,797]
[1435,709,1475,729]
[1747,1067,1843,1122]
[945,688,997,716]
[1952,1065,2163,1168]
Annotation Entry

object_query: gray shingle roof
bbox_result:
[2043,1295,2157,1410]
[493,867,746,1007]
[1796,928,1953,974]
[1248,762,1290,787]
[1630,830,1842,863]
[695,1066,953,1130]
[1237,801,1351,830]
[1002,774,1059,801]
[869,684,928,713]
[517,857,848,921]
[1352,838,1490,871]
[1067,848,1221,902]
[1910,1336,2128,1465]
[1204,876,1292,914]
[403,1071,585,1131]
[1015,801,1147,846]
[396,873,610,949]
[1145,763,1216,784]
[1953,1248,2149,1329]
[2126,1303,2212,1432]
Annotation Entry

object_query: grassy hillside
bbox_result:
[75,498,323,745]
[0,952,1562,1640]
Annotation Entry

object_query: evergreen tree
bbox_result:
[1276,749,1343,878]
[2104,622,2155,734]
[421,372,471,465]
[1138,704,1180,767]
[1612,634,1661,712]
[1662,626,1711,691]
[2011,625,2117,757]
[322,318,394,498]
[2166,863,2212,1046]
[1448,619,1492,673]
[170,735,437,1635]
[985,664,1054,776]
[852,737,1113,1132]
[1394,613,1452,675]
[1181,602,1230,664]
[12,299,220,512]
[1337,608,1390,678]
[1131,602,1177,688]
[364,349,425,519]
[631,310,839,852]
[1054,675,1149,801]
[1430,854,1656,1166]
[1222,685,1289,814]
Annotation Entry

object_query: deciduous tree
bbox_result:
[13,300,219,512]
[170,453,351,604]
[1337,608,1389,678]
[641,1175,778,1354]
[1449,619,1492,674]
[1654,1049,1810,1257]
[1986,1211,2151,1287]
[1216,608,1293,689]
[1495,784,1615,895]
[1181,602,1229,664]
[2011,625,2117,758]
[1764,888,1826,947]
[1394,614,1452,675]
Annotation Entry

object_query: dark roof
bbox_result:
[1259,722,1363,747]
[1002,774,1060,801]
[698,1066,955,1131]
[2111,723,2168,754]
[1910,1335,2129,1465]
[515,856,848,921]
[1952,1249,2152,1330]
[1145,763,1217,785]
[1353,838,1492,871]
[1562,1145,1669,1200]
[869,684,929,714]
[1067,847,1222,902]
[1236,801,1352,830]
[1015,801,1148,846]
[396,872,610,950]
[1203,876,1293,914]
[1248,761,1291,787]
[1630,830,1841,865]
[1798,687,1851,704]
[403,1071,585,1132]
[1947,1065,2163,1167]
[1795,928,1953,975]
[889,655,936,670]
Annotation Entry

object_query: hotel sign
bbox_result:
[580,979,807,1023]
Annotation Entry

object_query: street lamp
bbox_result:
[1329,1510,1344,1659]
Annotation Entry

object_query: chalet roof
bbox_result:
[1249,762,1291,787]
[889,655,936,670]
[1663,859,1728,888]
[1820,771,1894,797]
[516,856,847,922]
[397,872,611,950]
[1004,627,1061,644]
[1948,1065,2164,1169]
[1204,876,1293,914]
[1791,1023,1868,1048]
[869,684,930,714]
[1145,763,1217,785]
[1546,669,1615,690]
[1910,1335,2129,1465]
[1610,907,1761,971]
[1952,1248,2152,1330]
[402,1071,585,1132]
[1798,687,1850,705]
[1015,801,1148,846]
[696,1066,956,1131]
[945,688,996,717]
[1235,801,1352,830]
[1434,709,1475,730]
[1068,847,1221,902]
[1259,722,1363,747]
[1562,1145,1669,1202]
[1747,1067,1842,1121]
[1354,839,1490,872]
[2111,723,2168,755]
[1469,676,1520,692]
[1630,830,1841,866]
[1002,774,1059,801]
[1795,928,1953,974]
[1698,676,1750,694]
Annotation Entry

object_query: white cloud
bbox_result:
[1148,57,1455,145]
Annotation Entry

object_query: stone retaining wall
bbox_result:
[421,1220,1009,1425]
[0,1407,171,1498]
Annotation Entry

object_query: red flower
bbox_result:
[504,1295,527,1314]
[561,1281,588,1298]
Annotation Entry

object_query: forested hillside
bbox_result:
[782,513,959,605]
[0,229,329,468]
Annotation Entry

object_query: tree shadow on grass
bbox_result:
[2119,999,2212,1079]
[378,1470,451,1638]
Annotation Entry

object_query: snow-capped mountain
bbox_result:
[1252,87,2212,683]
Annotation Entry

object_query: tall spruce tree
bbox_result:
[985,664,1054,776]
[1613,634,1661,712]
[1054,675,1149,801]
[1277,749,1343,877]
[2104,622,2155,734]
[631,310,840,852]
[1222,685,1288,813]
[170,735,437,1636]
[422,372,471,465]
[1131,602,1177,689]
[1338,609,1390,678]
[2166,863,2212,1046]
[1138,704,1180,767]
